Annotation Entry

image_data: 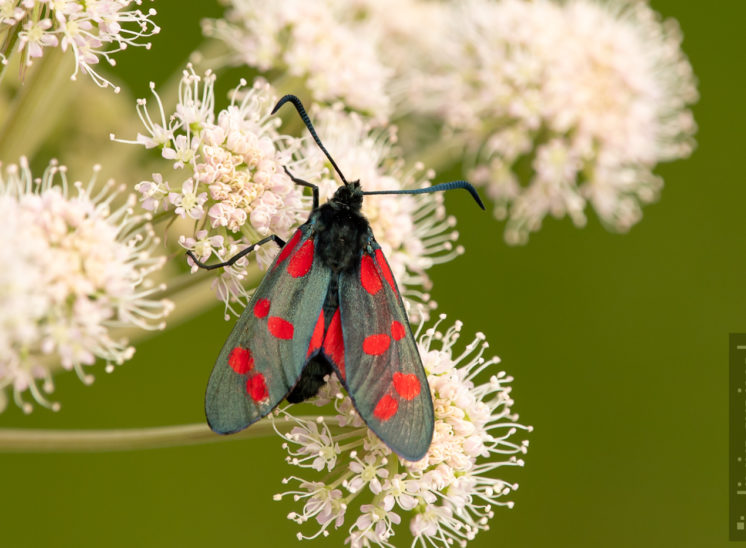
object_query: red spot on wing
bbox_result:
[228,346,254,374]
[322,309,345,380]
[393,372,421,400]
[373,394,398,421]
[391,320,406,341]
[287,239,314,278]
[274,230,302,269]
[374,248,396,293]
[363,334,390,356]
[360,254,382,295]
[246,373,268,402]
[268,316,294,340]
[254,298,270,318]
[307,310,325,357]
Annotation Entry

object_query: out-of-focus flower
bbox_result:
[202,0,391,120]
[301,106,463,314]
[273,316,530,547]
[115,66,311,314]
[342,0,447,111]
[1,0,160,91]
[403,0,698,244]
[0,157,172,413]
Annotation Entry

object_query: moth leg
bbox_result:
[284,166,319,210]
[187,234,286,271]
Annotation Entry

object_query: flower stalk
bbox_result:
[0,48,74,162]
[0,417,325,452]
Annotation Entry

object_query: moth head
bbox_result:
[331,180,363,211]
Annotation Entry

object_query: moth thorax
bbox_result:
[316,204,369,272]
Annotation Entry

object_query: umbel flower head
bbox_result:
[273,316,530,547]
[120,68,467,319]
[403,0,698,244]
[202,0,391,120]
[1,0,160,91]
[0,158,172,413]
[116,66,312,315]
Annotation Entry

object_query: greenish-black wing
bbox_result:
[205,225,331,434]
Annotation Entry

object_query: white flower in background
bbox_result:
[403,0,698,244]
[341,0,448,113]
[202,0,391,120]
[17,17,58,59]
[115,66,312,315]
[0,0,160,91]
[169,178,207,219]
[0,2,25,26]
[274,316,531,547]
[300,105,464,314]
[134,172,169,211]
[0,158,172,413]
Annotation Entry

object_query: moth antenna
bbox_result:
[272,95,349,186]
[363,180,486,210]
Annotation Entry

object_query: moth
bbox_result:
[189,95,484,461]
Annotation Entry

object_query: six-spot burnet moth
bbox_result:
[188,95,484,461]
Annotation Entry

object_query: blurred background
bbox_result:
[0,1,741,546]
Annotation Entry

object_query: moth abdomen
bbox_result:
[286,356,334,403]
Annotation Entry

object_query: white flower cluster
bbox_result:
[202,0,391,120]
[273,317,530,547]
[299,106,463,314]
[121,67,465,317]
[0,158,172,413]
[203,0,697,244]
[1,0,159,91]
[117,66,310,314]
[404,0,698,243]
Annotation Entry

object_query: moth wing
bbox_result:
[337,237,434,461]
[206,226,331,434]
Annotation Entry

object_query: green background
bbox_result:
[1,1,742,546]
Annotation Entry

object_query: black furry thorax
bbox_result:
[310,181,369,273]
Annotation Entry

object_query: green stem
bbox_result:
[0,49,12,85]
[0,48,75,163]
[133,209,172,231]
[0,416,327,453]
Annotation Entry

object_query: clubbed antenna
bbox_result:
[272,95,349,186]
[272,95,484,211]
[363,181,486,210]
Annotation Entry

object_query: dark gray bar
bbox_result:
[730,334,746,540]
